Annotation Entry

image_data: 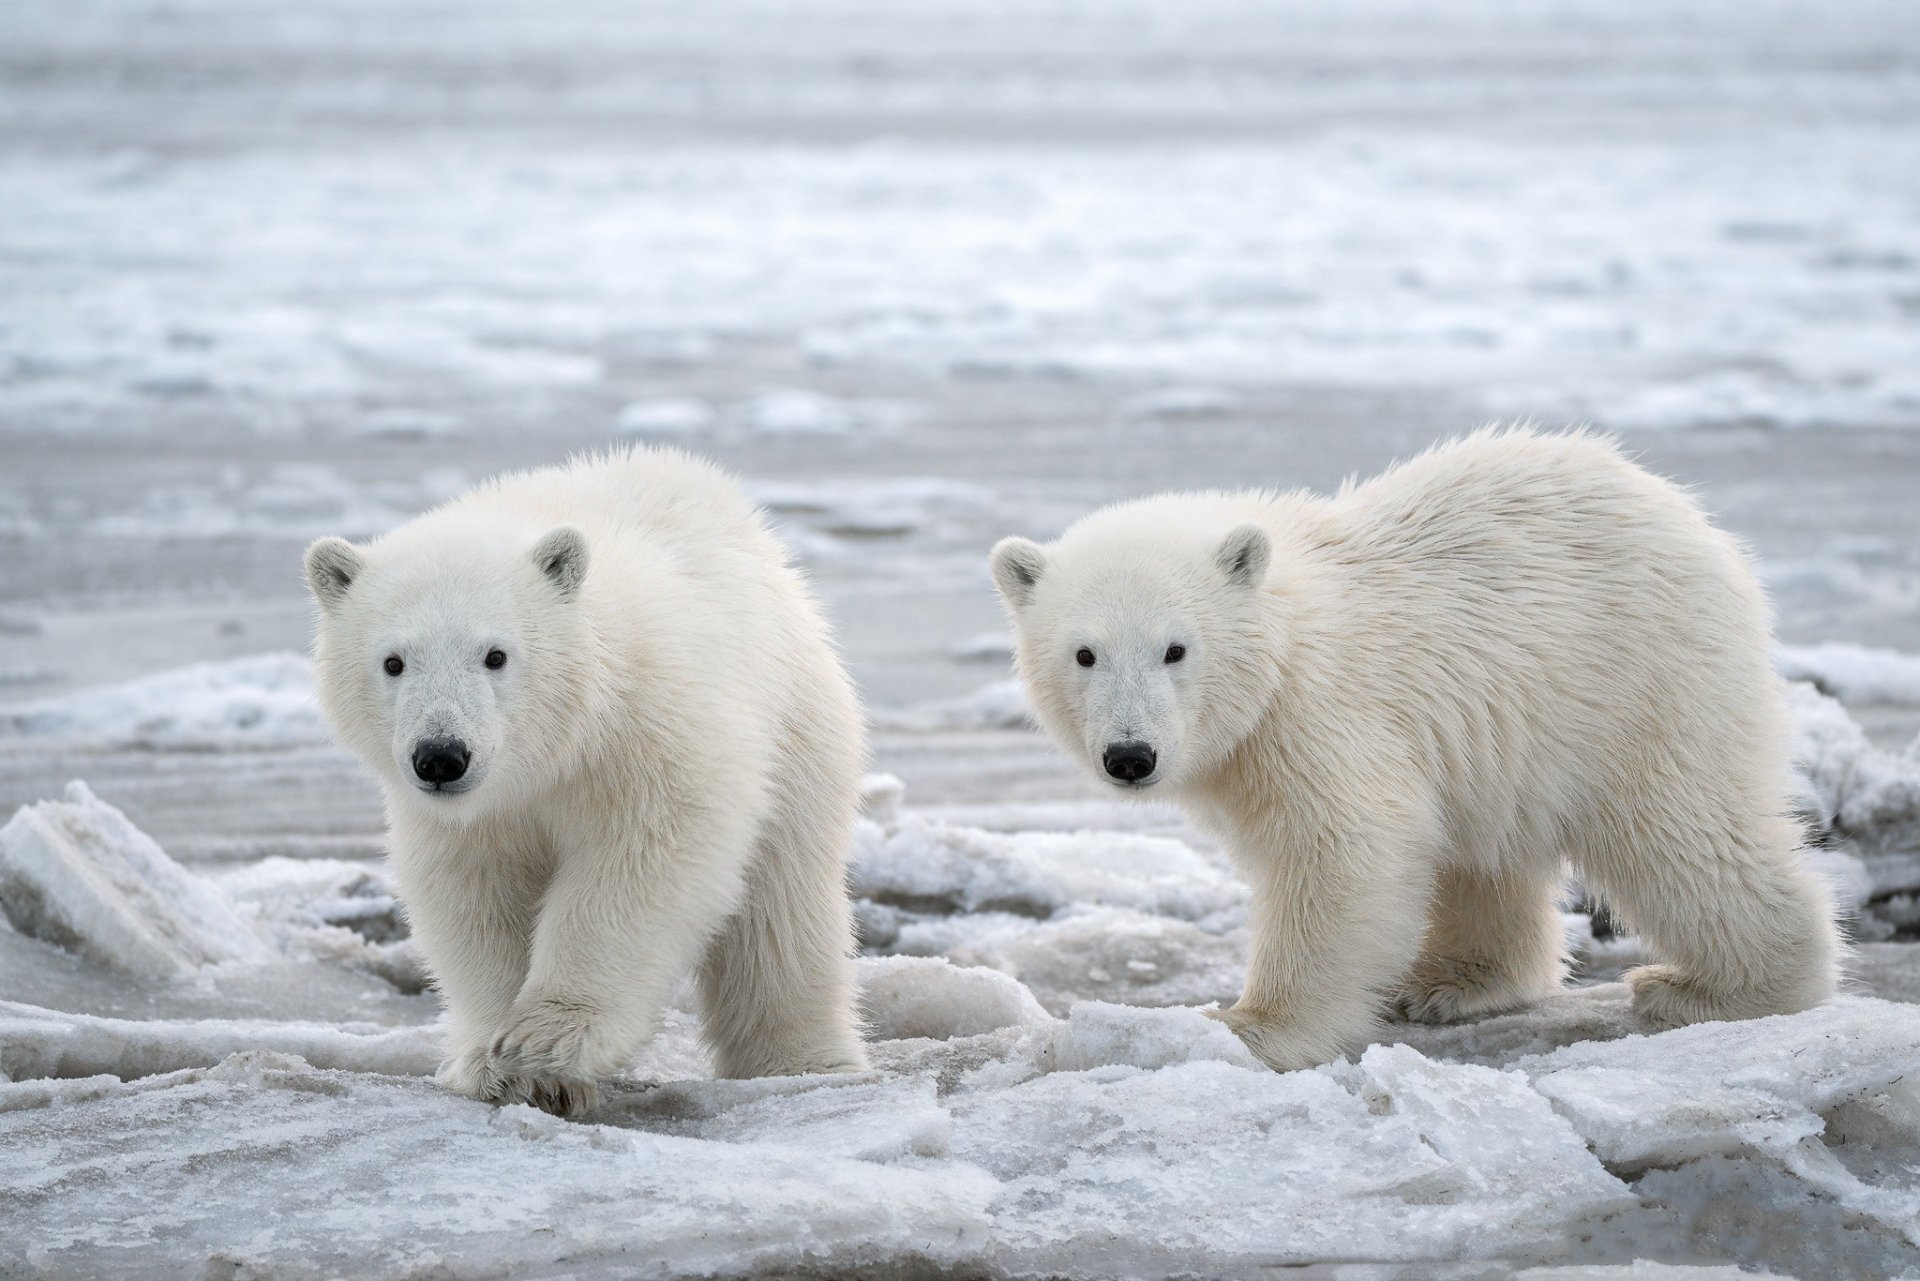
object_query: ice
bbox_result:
[17,129,1916,430]
[614,396,716,438]
[210,856,426,990]
[891,905,1247,1015]
[0,653,326,749]
[0,781,272,975]
[853,814,1242,923]
[600,1072,956,1163]
[1115,385,1242,421]
[1046,1000,1258,1071]
[948,1046,1632,1273]
[1516,1266,1790,1280]
[0,1002,440,1082]
[87,464,468,541]
[1518,996,1920,1171]
[0,781,1917,1275]
[948,631,1014,663]
[4,0,1919,1269]
[856,954,1052,1041]
[347,407,463,441]
[748,476,991,539]
[739,388,860,435]
[1778,642,1920,704]
[1786,682,1920,907]
[1518,998,1920,1252]
[0,1051,997,1280]
[870,677,1033,730]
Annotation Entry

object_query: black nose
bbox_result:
[1102,741,1158,783]
[412,738,470,785]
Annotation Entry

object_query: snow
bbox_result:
[1115,385,1242,421]
[1044,1000,1259,1071]
[1520,998,1920,1174]
[614,396,716,438]
[871,677,1033,730]
[1519,1265,1788,1280]
[0,1003,440,1082]
[3,765,1917,1275]
[1778,642,1920,705]
[738,388,864,436]
[1786,683,1920,913]
[12,989,1910,1276]
[0,1051,998,1280]
[0,781,272,975]
[853,813,1242,924]
[948,631,1015,663]
[86,464,469,541]
[0,653,327,749]
[856,955,1053,1041]
[11,120,1919,435]
[348,407,463,441]
[4,0,1920,1273]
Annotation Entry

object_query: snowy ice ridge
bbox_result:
[3,694,1920,1277]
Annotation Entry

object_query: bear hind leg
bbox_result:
[1394,859,1567,1024]
[1583,809,1838,1029]
[696,808,869,1079]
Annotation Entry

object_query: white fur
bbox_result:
[992,428,1840,1071]
[306,447,868,1115]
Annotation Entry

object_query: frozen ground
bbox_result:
[3,0,1920,1276]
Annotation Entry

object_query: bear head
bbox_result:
[304,517,593,822]
[989,505,1280,794]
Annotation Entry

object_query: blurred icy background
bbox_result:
[3,0,1920,1277]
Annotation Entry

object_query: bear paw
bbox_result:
[1392,960,1552,1025]
[1626,963,1729,1029]
[440,1042,599,1118]
[481,995,612,1115]
[488,1073,599,1119]
[1201,1004,1340,1073]
[716,1043,871,1080]
[437,1044,493,1098]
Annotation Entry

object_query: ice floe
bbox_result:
[0,653,327,749]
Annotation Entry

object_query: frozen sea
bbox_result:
[3,0,1920,1277]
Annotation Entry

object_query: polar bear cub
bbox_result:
[305,448,868,1114]
[990,428,1838,1071]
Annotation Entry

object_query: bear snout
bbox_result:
[412,737,472,788]
[1102,740,1158,785]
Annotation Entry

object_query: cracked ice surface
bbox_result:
[3,778,1920,1277]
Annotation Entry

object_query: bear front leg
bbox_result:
[1208,822,1434,1071]
[386,816,539,1102]
[485,817,744,1116]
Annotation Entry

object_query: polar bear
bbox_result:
[305,448,868,1115]
[990,428,1839,1072]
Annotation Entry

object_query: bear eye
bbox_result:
[484,649,507,670]
[1075,647,1096,668]
[383,655,404,677]
[1165,644,1186,664]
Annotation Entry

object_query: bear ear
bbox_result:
[304,537,364,612]
[1214,524,1271,589]
[532,525,589,599]
[989,536,1047,609]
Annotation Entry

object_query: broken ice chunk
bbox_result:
[0,781,273,976]
[856,955,1052,1041]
